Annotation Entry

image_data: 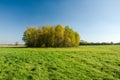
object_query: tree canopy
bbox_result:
[23,24,80,47]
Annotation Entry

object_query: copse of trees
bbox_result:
[23,24,80,47]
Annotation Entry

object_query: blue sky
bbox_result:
[0,0,120,44]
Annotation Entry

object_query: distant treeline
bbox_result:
[80,40,120,45]
[23,24,80,47]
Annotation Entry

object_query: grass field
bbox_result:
[0,45,120,80]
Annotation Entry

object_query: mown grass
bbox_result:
[0,45,120,80]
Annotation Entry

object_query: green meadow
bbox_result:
[0,45,120,80]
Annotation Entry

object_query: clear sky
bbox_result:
[0,0,120,44]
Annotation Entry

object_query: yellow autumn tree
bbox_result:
[23,24,80,47]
